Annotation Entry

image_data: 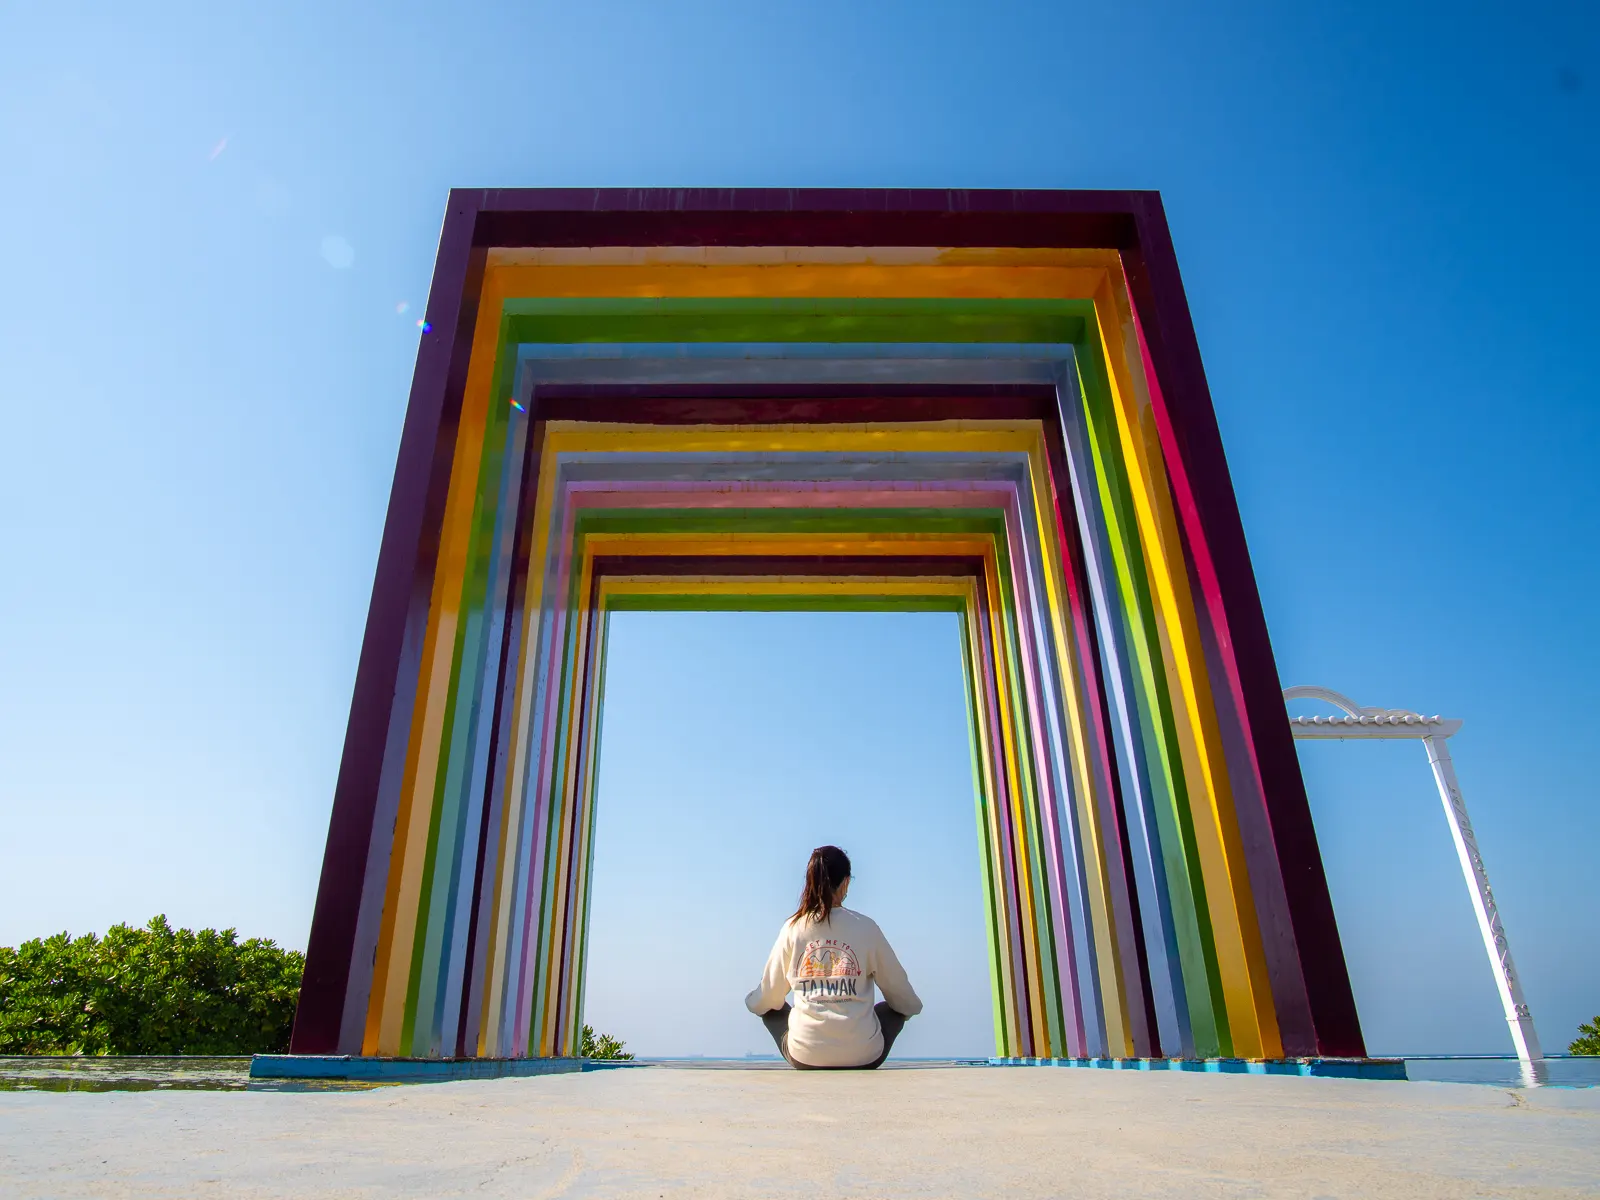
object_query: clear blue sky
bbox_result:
[0,0,1594,1058]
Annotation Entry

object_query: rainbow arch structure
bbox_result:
[291,189,1366,1064]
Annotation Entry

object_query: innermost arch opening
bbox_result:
[582,609,993,1060]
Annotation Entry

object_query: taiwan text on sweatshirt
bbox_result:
[744,906,923,1068]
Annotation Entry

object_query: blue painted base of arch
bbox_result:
[989,1056,1407,1080]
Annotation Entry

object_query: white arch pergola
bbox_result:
[1283,686,1545,1078]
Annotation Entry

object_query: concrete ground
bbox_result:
[2,1067,1596,1198]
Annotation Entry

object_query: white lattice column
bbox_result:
[1283,685,1546,1081]
[1421,734,1544,1077]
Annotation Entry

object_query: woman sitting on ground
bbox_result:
[745,845,922,1070]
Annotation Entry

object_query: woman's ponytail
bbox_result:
[790,845,852,925]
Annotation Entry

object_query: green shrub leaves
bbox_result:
[579,1024,633,1060]
[1571,1016,1600,1056]
[0,916,304,1055]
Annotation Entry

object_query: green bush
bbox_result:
[580,1023,633,1060]
[1571,1016,1600,1056]
[0,916,304,1055]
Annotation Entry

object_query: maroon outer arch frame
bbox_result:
[291,190,1364,1059]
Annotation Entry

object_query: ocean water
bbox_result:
[1399,1055,1600,1089]
[0,1056,387,1093]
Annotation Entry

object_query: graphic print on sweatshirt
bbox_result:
[797,938,861,1002]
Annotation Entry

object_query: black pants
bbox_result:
[759,1002,907,1070]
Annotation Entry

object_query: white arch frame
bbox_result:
[1283,686,1545,1081]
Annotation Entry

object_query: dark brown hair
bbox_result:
[790,845,852,925]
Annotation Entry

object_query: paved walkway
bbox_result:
[2,1067,1596,1197]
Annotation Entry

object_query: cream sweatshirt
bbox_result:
[744,905,923,1068]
